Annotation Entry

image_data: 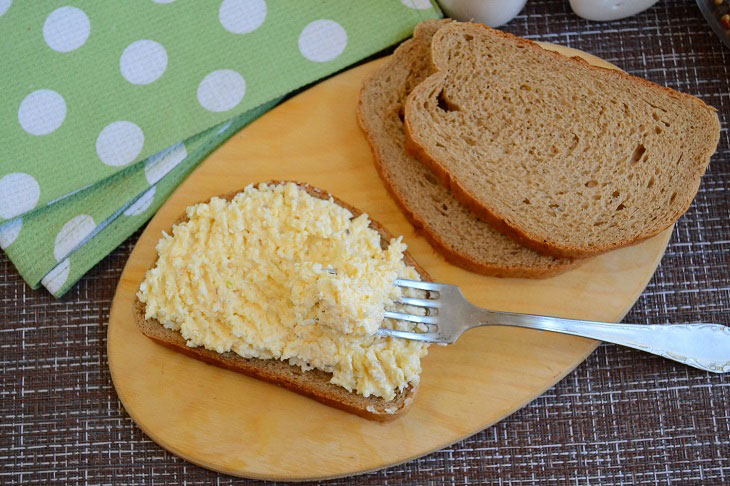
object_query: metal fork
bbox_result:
[380,279,730,373]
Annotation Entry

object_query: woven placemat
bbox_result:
[1,1,729,484]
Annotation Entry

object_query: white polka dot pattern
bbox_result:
[0,0,12,17]
[197,69,246,112]
[0,217,22,249]
[43,7,90,53]
[0,2,439,297]
[298,20,347,62]
[144,143,187,184]
[53,214,96,261]
[400,0,433,10]
[120,40,168,85]
[96,121,145,167]
[124,187,156,216]
[18,89,67,136]
[0,173,41,220]
[219,0,267,34]
[41,258,71,295]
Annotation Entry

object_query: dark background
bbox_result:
[2,1,729,484]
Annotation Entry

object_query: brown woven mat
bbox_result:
[2,1,729,484]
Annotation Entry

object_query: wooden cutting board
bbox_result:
[107,43,672,481]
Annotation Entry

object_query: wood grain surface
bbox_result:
[107,44,673,481]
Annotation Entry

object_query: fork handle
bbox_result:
[475,310,730,373]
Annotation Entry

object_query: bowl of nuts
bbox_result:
[697,0,730,49]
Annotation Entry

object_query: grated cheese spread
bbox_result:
[137,182,428,400]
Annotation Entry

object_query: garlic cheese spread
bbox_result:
[137,182,428,400]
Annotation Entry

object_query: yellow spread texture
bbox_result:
[137,183,428,400]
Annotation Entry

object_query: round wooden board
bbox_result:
[108,43,672,481]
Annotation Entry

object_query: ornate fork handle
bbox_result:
[473,310,730,373]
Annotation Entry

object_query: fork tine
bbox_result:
[397,296,440,308]
[383,310,438,325]
[377,328,444,343]
[394,278,442,291]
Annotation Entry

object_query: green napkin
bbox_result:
[9,101,277,296]
[0,0,441,296]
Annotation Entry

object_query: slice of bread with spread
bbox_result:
[404,22,721,258]
[358,20,573,278]
[134,182,429,421]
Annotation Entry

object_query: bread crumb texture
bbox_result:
[405,22,720,257]
[358,19,573,276]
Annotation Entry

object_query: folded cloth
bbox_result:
[0,0,441,296]
[3,101,276,296]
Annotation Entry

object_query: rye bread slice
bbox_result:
[404,22,721,258]
[134,181,430,421]
[357,20,573,278]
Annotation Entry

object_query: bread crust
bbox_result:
[134,181,430,421]
[357,21,574,276]
[404,22,720,259]
[362,109,572,277]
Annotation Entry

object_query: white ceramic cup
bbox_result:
[569,0,659,21]
[438,0,528,27]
